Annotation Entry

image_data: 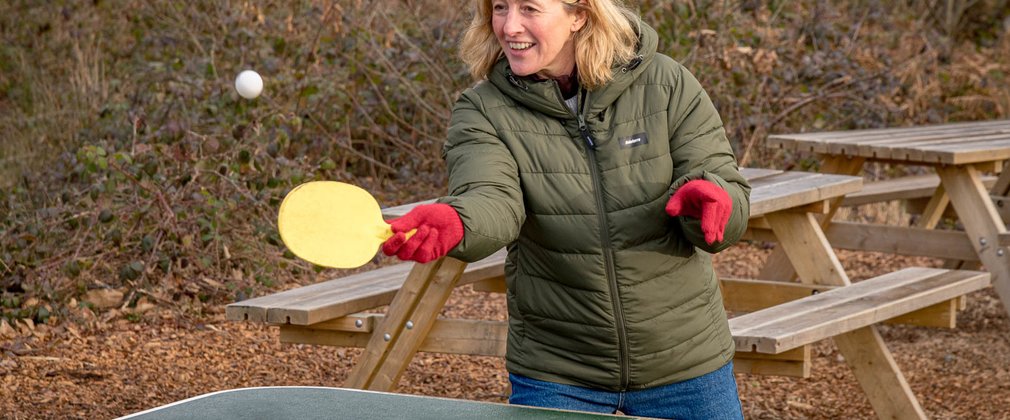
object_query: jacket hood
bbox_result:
[488,19,660,118]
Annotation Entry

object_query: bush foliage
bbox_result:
[1,0,1009,324]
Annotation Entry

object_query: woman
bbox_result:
[381,1,750,418]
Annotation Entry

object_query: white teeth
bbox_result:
[509,42,533,50]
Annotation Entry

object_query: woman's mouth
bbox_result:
[508,42,535,50]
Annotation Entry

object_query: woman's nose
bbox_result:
[501,9,523,35]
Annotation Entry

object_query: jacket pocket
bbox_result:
[506,244,526,344]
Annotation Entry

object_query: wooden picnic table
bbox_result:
[226,168,991,420]
[767,119,1010,317]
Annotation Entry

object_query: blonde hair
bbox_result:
[459,0,640,90]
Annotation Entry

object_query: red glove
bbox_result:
[381,203,464,263]
[665,179,732,245]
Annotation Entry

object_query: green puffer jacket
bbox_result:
[437,22,750,391]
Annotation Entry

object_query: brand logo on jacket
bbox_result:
[619,133,649,149]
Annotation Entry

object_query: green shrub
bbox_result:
[0,0,1007,321]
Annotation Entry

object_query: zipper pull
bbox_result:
[577,115,596,149]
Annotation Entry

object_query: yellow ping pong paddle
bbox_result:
[277,181,410,268]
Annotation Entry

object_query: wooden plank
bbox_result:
[281,327,372,348]
[836,128,1010,159]
[995,195,1010,225]
[745,217,771,231]
[723,273,968,329]
[225,263,415,323]
[991,161,1010,196]
[458,253,506,286]
[300,314,378,333]
[840,174,997,207]
[937,165,1010,319]
[730,268,990,354]
[282,314,813,378]
[905,197,970,219]
[783,200,828,214]
[763,212,850,285]
[863,132,1010,162]
[739,167,784,181]
[975,159,1005,173]
[278,316,856,379]
[225,250,507,325]
[730,267,937,338]
[842,175,942,206]
[288,279,953,341]
[833,327,928,420]
[817,155,869,221]
[749,173,862,217]
[747,169,820,189]
[720,278,835,312]
[281,317,508,358]
[768,123,1010,165]
[907,142,1008,165]
[471,277,506,294]
[767,120,1010,151]
[736,269,986,352]
[733,346,810,378]
[915,183,950,229]
[344,257,468,391]
[884,299,957,329]
[757,155,864,283]
[822,221,979,261]
[866,139,1002,165]
[770,120,1010,142]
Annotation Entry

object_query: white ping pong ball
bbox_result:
[235,70,263,99]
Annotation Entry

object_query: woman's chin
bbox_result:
[506,62,538,77]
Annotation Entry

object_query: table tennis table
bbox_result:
[116,386,639,419]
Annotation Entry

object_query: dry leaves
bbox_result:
[1,243,1008,419]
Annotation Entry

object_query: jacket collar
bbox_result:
[488,19,659,119]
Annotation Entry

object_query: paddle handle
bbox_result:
[380,226,417,241]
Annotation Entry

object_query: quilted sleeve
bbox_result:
[666,62,751,253]
[436,89,526,262]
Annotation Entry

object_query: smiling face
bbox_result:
[491,0,587,79]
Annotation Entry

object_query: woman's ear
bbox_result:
[571,9,588,32]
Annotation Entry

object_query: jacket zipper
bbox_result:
[567,85,630,390]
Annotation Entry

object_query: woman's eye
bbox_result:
[521,6,538,13]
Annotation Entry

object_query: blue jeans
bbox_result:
[509,361,743,420]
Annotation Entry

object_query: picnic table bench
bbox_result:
[767,119,1010,317]
[226,168,991,420]
[839,173,997,208]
